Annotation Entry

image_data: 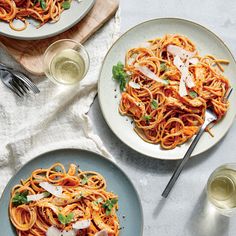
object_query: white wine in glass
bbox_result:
[50,48,86,85]
[207,164,236,216]
[44,39,89,85]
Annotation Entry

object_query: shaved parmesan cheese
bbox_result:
[173,54,185,70]
[167,45,196,60]
[189,58,199,65]
[95,230,108,236]
[127,53,138,66]
[129,81,141,89]
[72,219,91,230]
[185,75,195,88]
[46,226,61,236]
[179,76,188,97]
[46,226,76,236]
[136,65,168,85]
[62,230,76,236]
[173,55,195,96]
[27,192,49,202]
[174,56,193,86]
[39,182,62,198]
[127,57,136,65]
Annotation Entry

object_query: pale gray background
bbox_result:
[90,0,236,235]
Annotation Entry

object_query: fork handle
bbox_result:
[161,123,208,198]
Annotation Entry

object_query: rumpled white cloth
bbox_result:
[0,13,120,194]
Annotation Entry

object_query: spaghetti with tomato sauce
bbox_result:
[115,34,231,150]
[0,0,73,31]
[9,163,120,236]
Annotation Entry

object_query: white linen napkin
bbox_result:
[0,14,120,194]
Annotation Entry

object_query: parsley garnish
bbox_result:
[112,62,129,91]
[58,213,74,225]
[12,191,28,206]
[189,91,198,98]
[81,175,88,185]
[40,0,46,9]
[144,115,152,121]
[62,1,71,10]
[151,100,158,110]
[34,0,47,9]
[102,198,118,215]
[160,62,167,72]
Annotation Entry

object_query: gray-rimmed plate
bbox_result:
[0,0,95,40]
[0,149,143,236]
[98,18,236,160]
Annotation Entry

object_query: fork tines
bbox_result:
[0,68,40,97]
[11,79,29,97]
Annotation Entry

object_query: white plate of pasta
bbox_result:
[0,149,143,236]
[0,0,95,40]
[98,18,236,160]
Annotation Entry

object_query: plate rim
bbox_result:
[0,148,144,236]
[0,0,95,40]
[98,17,236,160]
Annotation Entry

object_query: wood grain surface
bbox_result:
[0,0,119,75]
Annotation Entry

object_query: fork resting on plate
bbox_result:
[162,88,233,198]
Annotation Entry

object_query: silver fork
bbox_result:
[1,70,31,97]
[0,63,40,94]
[162,88,233,198]
[10,71,40,94]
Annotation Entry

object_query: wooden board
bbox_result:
[0,0,119,75]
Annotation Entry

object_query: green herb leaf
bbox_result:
[58,213,67,225]
[189,91,198,98]
[120,78,126,91]
[160,62,167,72]
[62,1,71,10]
[110,198,118,205]
[12,191,28,206]
[41,0,47,9]
[58,212,74,225]
[81,175,88,185]
[151,100,158,110]
[34,0,47,10]
[144,115,152,121]
[102,198,118,216]
[66,213,74,223]
[106,209,111,216]
[112,62,128,91]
